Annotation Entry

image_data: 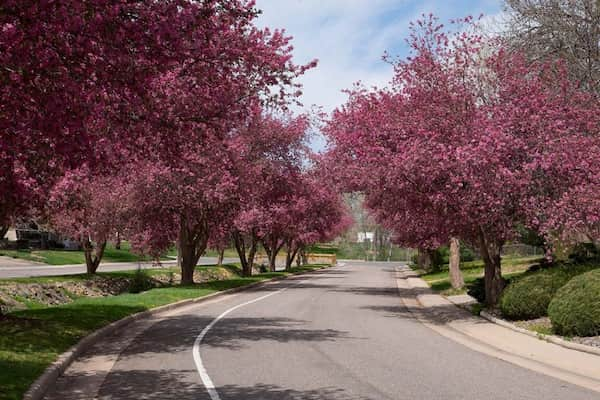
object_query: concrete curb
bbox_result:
[479,310,600,357]
[23,265,335,400]
[398,266,600,358]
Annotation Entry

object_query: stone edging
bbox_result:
[23,265,335,400]
[479,310,600,357]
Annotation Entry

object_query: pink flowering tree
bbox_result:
[231,113,310,274]
[536,139,600,246]
[282,176,352,270]
[121,5,315,284]
[208,223,234,266]
[324,15,600,305]
[0,0,217,233]
[49,168,126,274]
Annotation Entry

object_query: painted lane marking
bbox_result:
[192,287,289,400]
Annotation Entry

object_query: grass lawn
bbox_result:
[200,248,240,258]
[0,264,327,400]
[0,242,166,266]
[417,256,542,296]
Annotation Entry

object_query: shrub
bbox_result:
[500,264,598,320]
[467,277,486,304]
[548,269,600,337]
[412,248,444,272]
[500,271,570,320]
[568,242,600,263]
[468,275,518,305]
[129,268,156,293]
[438,245,476,264]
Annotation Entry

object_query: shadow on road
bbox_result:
[94,369,376,400]
[110,314,353,360]
[205,316,352,350]
[361,298,483,327]
[215,383,377,400]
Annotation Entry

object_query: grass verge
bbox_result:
[416,256,542,295]
[0,264,327,400]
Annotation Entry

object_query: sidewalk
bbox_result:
[395,266,600,393]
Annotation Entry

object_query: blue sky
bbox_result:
[255,0,504,150]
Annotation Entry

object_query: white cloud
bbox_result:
[255,1,409,115]
[254,0,503,150]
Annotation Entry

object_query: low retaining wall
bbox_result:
[254,253,336,268]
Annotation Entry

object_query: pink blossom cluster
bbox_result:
[323,15,600,304]
[1,1,348,281]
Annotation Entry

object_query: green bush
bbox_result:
[128,268,156,293]
[438,245,476,264]
[568,242,600,263]
[548,269,600,337]
[500,264,598,320]
[467,277,486,303]
[500,271,568,320]
[468,275,515,305]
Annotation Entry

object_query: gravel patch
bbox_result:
[571,335,600,348]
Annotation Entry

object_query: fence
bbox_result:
[254,253,337,268]
[500,243,544,258]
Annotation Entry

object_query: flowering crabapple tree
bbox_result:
[0,0,217,233]
[49,168,126,274]
[109,0,316,285]
[231,113,310,274]
[207,223,233,266]
[281,175,352,270]
[324,15,600,305]
[536,140,600,247]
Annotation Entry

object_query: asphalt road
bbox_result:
[0,257,239,278]
[46,262,598,400]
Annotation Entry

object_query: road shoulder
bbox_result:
[23,266,332,400]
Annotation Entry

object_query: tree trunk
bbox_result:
[0,226,8,240]
[180,238,201,285]
[233,231,257,277]
[417,247,432,271]
[428,249,441,272]
[263,237,284,272]
[301,248,308,266]
[268,249,277,272]
[217,248,225,266]
[233,232,248,274]
[285,242,299,271]
[478,229,505,306]
[296,246,303,267]
[179,219,208,286]
[83,239,106,274]
[448,237,464,289]
[247,240,257,275]
[115,231,121,250]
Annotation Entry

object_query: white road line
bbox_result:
[192,287,289,400]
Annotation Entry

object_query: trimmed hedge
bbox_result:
[499,269,570,320]
[499,264,596,320]
[548,269,600,337]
